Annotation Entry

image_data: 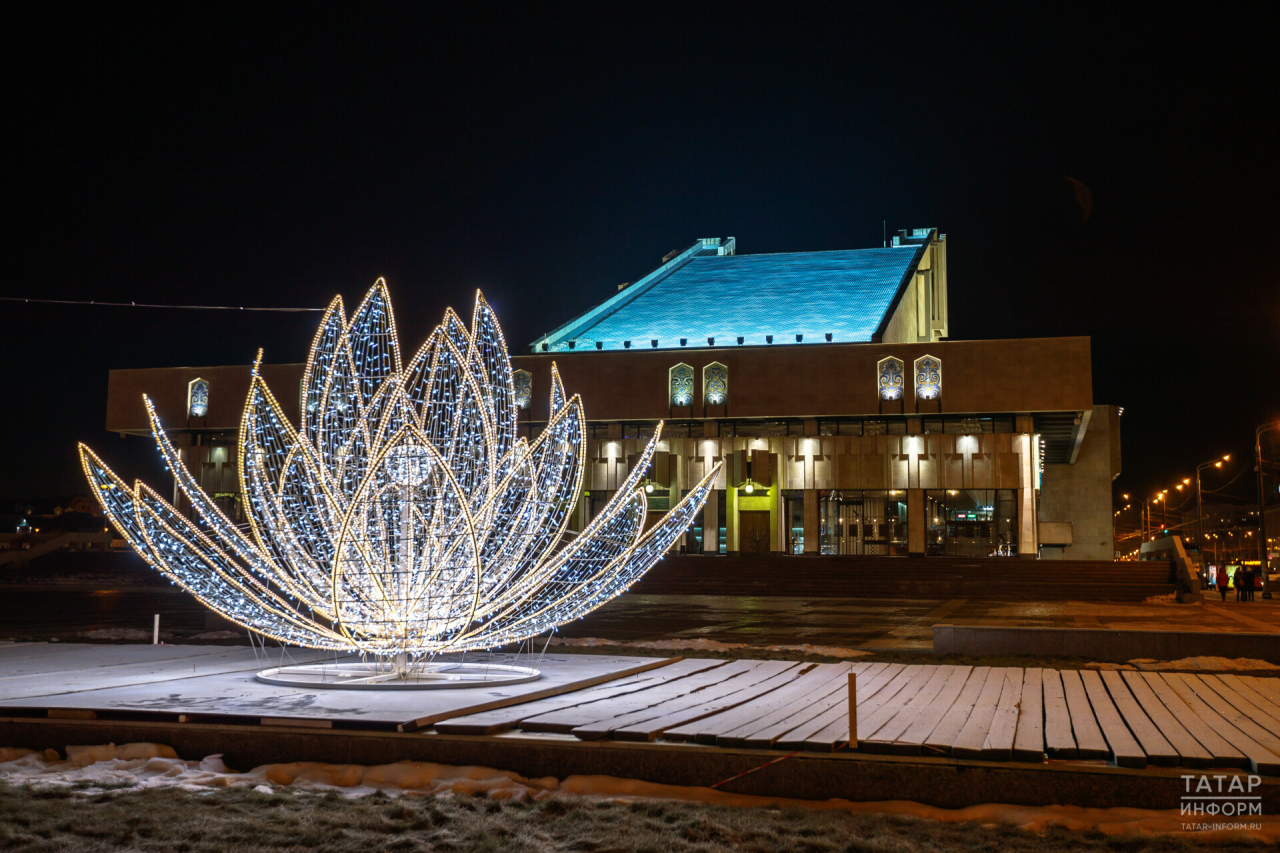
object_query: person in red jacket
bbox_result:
[1216,565,1230,601]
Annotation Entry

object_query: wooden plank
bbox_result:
[1079,669,1146,768]
[951,667,1008,760]
[1206,675,1280,737]
[1228,676,1280,712]
[1012,668,1044,763]
[863,665,957,754]
[1059,669,1110,759]
[857,665,941,751]
[1118,671,1213,768]
[1159,673,1280,775]
[1240,676,1280,708]
[981,668,1024,761]
[405,654,684,730]
[520,658,755,733]
[798,665,927,752]
[607,663,804,742]
[774,663,907,751]
[575,661,802,741]
[924,666,990,754]
[663,662,851,744]
[1041,669,1077,758]
[894,665,972,755]
[693,662,861,746]
[1099,670,1176,767]
[1138,672,1247,769]
[437,658,725,734]
[736,662,888,749]
[1182,675,1280,751]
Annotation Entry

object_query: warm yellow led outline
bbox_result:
[82,282,719,661]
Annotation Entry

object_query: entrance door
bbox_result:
[840,500,865,555]
[821,497,867,555]
[739,510,771,554]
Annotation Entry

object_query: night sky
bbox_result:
[2,3,1277,505]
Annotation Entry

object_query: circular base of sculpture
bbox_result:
[255,661,541,690]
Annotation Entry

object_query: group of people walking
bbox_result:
[1212,564,1259,601]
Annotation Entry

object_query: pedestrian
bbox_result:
[1246,566,1257,602]
[1234,566,1242,601]
[1217,565,1229,601]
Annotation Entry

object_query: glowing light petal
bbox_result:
[82,282,719,662]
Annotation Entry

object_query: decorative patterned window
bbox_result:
[877,357,904,401]
[188,378,209,418]
[513,370,532,409]
[915,355,941,400]
[669,363,694,406]
[703,362,727,405]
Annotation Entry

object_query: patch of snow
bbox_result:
[1129,656,1280,672]
[549,636,869,658]
[4,743,1278,841]
[189,631,244,640]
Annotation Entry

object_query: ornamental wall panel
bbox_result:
[971,435,994,488]
[885,437,906,490]
[919,435,941,489]
[836,454,859,489]
[751,449,772,486]
[815,453,834,490]
[996,452,1020,490]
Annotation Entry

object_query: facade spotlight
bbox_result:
[744,482,755,494]
[644,483,654,494]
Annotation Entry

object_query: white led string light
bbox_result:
[82,280,720,686]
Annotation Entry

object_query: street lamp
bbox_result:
[1144,492,1166,541]
[1196,453,1232,566]
[1258,423,1280,599]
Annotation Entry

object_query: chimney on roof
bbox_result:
[662,249,679,263]
[617,282,630,291]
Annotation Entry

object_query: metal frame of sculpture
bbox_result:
[82,281,720,688]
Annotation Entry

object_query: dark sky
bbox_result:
[2,3,1277,504]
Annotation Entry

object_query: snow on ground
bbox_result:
[1083,656,1280,672]
[2,743,1277,842]
[549,636,871,658]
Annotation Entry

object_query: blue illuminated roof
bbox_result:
[530,236,928,352]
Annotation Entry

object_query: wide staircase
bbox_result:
[630,554,1178,601]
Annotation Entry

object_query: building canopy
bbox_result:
[529,234,931,353]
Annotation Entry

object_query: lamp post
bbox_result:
[1196,454,1231,559]
[1144,491,1166,543]
[1258,422,1280,599]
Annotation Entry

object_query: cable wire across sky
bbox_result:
[0,297,323,312]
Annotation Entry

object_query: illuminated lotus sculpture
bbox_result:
[81,281,719,687]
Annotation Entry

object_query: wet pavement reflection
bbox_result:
[2,588,1279,651]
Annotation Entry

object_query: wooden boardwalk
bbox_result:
[437,660,1280,774]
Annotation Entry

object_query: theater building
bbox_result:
[102,228,1120,560]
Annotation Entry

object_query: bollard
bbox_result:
[848,670,858,749]
[153,614,159,645]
